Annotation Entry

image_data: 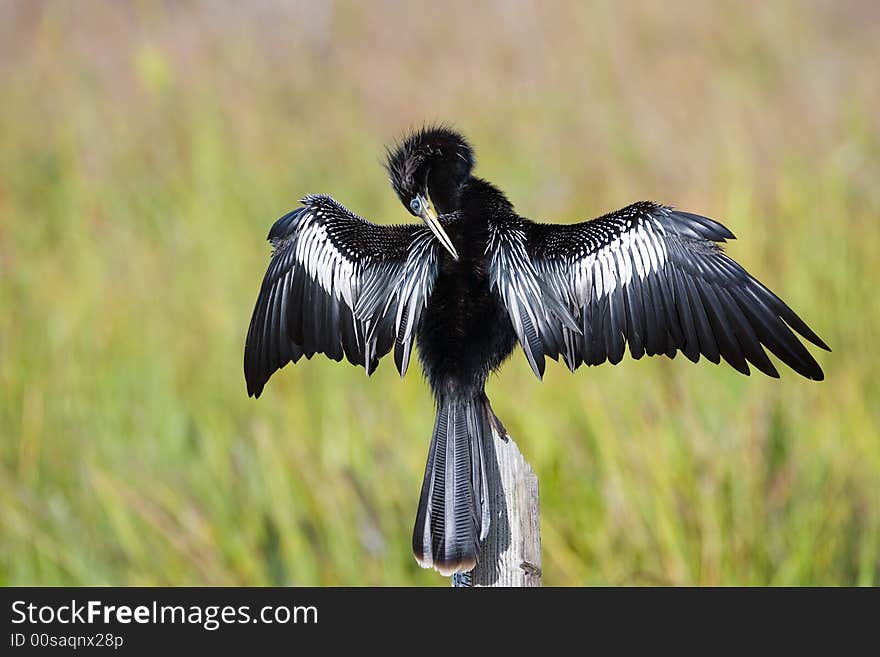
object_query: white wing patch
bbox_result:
[275,195,440,376]
[357,228,439,375]
[539,213,670,311]
[293,212,359,308]
[487,223,579,378]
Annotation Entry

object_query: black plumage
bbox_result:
[244,125,829,575]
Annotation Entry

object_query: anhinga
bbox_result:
[244,125,829,575]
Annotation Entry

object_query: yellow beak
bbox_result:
[417,195,459,261]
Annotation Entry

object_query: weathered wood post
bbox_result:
[452,425,542,587]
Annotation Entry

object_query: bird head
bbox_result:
[385,125,475,260]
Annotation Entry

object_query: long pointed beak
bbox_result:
[418,195,459,261]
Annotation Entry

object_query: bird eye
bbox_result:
[410,197,422,214]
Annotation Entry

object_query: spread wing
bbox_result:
[244,194,442,397]
[489,201,829,380]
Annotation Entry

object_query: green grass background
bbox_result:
[1,1,878,586]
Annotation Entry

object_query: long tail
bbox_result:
[412,394,492,575]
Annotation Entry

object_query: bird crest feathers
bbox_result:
[384,124,475,202]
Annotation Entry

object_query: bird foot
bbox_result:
[481,394,510,442]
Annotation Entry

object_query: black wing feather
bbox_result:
[491,201,828,380]
[244,195,441,397]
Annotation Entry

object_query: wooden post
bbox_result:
[452,426,542,587]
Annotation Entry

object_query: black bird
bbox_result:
[244,125,829,575]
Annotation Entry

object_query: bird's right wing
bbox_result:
[244,195,442,397]
[524,201,830,379]
[488,201,829,380]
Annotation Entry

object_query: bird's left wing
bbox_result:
[244,194,442,397]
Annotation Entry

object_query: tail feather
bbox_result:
[413,396,491,575]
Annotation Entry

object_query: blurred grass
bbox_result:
[1,0,878,586]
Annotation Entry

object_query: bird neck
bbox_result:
[427,165,471,215]
[459,177,514,222]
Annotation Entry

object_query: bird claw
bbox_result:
[481,394,510,442]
